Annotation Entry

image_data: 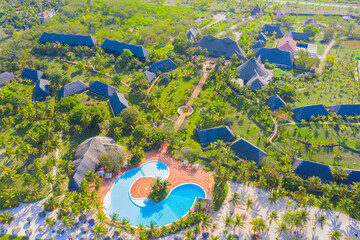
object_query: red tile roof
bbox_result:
[277,37,297,52]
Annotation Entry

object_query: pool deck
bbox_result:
[97,145,214,202]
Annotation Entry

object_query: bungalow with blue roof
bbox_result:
[328,104,360,117]
[21,68,43,82]
[252,40,266,50]
[197,126,235,146]
[261,24,284,38]
[266,95,286,111]
[256,33,268,42]
[149,59,177,74]
[255,47,295,68]
[0,72,16,87]
[186,26,202,41]
[34,79,50,100]
[89,81,117,98]
[109,93,129,116]
[343,169,360,185]
[305,18,318,27]
[292,158,335,183]
[101,39,149,61]
[58,80,88,98]
[292,104,330,121]
[39,32,97,47]
[230,138,268,166]
[285,32,309,41]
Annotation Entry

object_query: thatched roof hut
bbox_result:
[80,235,88,240]
[25,228,33,235]
[1,224,9,231]
[69,232,77,240]
[38,226,46,234]
[12,227,20,235]
[80,224,88,233]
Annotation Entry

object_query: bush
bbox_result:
[99,146,126,172]
[148,177,170,203]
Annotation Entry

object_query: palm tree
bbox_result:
[183,229,195,240]
[119,217,131,234]
[332,167,348,182]
[92,223,107,240]
[147,220,158,238]
[245,198,254,213]
[232,214,244,234]
[222,214,233,233]
[200,214,213,233]
[209,234,221,240]
[195,201,204,212]
[268,210,279,227]
[267,190,279,213]
[44,217,56,230]
[0,212,13,223]
[319,196,333,212]
[61,216,74,231]
[337,198,354,216]
[209,140,225,159]
[276,221,290,238]
[225,233,236,240]
[328,229,342,240]
[315,214,327,230]
[250,217,267,236]
[229,192,241,215]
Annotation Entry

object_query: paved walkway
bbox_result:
[173,61,213,132]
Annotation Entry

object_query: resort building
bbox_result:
[186,26,202,41]
[256,33,268,42]
[57,80,88,98]
[0,72,16,87]
[39,32,97,47]
[235,57,272,91]
[109,93,129,117]
[292,158,335,183]
[230,138,268,166]
[328,104,360,117]
[34,79,50,100]
[195,35,248,61]
[277,37,297,52]
[292,104,330,121]
[266,94,286,111]
[197,126,235,146]
[144,70,157,83]
[252,40,266,50]
[250,4,262,15]
[260,24,285,37]
[255,47,295,68]
[305,18,318,27]
[89,81,117,98]
[21,68,43,82]
[149,59,177,74]
[101,39,149,61]
[285,32,309,41]
[70,136,121,190]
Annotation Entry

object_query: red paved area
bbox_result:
[97,144,214,202]
[130,177,155,198]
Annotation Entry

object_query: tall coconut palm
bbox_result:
[267,190,279,213]
[200,214,213,233]
[328,229,342,240]
[222,214,233,233]
[268,210,279,227]
[332,167,348,183]
[337,198,354,216]
[92,223,107,240]
[147,220,158,238]
[319,196,333,213]
[251,217,267,236]
[232,214,244,234]
[245,198,254,213]
[315,214,327,230]
[229,192,241,215]
[276,221,290,239]
[44,217,56,230]
[119,217,131,234]
[183,229,195,240]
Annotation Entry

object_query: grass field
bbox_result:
[344,40,360,49]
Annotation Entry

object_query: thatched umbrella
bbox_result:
[38,211,46,218]
[80,235,88,240]
[79,214,87,222]
[69,232,77,240]
[80,224,88,233]
[12,227,20,235]
[26,216,34,223]
[1,224,9,232]
[88,218,95,226]
[25,228,33,236]
[38,226,46,235]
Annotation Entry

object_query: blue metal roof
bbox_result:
[292,158,335,182]
[256,33,268,42]
[328,104,360,117]
[197,126,235,146]
[39,32,97,47]
[255,47,295,67]
[144,70,156,83]
[252,40,266,49]
[343,170,360,185]
[292,104,330,121]
[0,72,16,86]
[58,80,88,98]
[261,24,285,37]
[149,59,177,74]
[230,138,268,166]
[21,68,43,81]
[266,94,286,111]
[101,39,149,59]
[89,81,117,98]
[109,93,129,116]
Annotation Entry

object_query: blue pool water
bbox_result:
[103,161,206,227]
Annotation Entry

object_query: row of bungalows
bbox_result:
[292,104,360,121]
[144,58,177,83]
[100,39,150,61]
[293,158,360,185]
[197,126,268,166]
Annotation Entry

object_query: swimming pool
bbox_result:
[103,161,206,227]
